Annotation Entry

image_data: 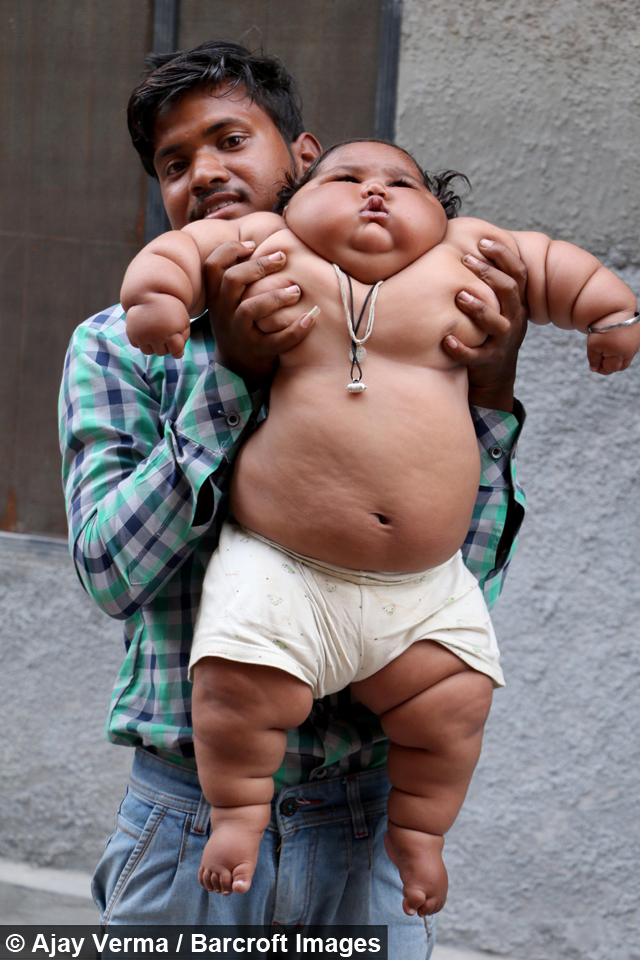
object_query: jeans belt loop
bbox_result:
[345,775,369,839]
[192,793,211,835]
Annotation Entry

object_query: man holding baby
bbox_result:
[60,40,528,958]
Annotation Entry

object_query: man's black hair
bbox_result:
[128,40,305,178]
[275,138,469,220]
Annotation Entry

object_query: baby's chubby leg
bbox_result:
[192,658,313,895]
[351,641,493,917]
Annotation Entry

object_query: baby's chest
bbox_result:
[349,253,490,357]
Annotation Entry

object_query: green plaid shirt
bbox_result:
[59,305,525,788]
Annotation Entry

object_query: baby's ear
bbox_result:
[282,205,288,221]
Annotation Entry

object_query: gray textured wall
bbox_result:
[397,2,640,958]
[0,533,130,872]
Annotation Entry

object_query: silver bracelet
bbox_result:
[588,311,640,333]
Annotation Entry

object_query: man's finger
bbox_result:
[477,239,528,303]
[261,311,317,355]
[216,251,289,317]
[462,255,523,321]
[456,291,510,338]
[236,285,302,332]
[203,240,257,300]
[442,334,483,368]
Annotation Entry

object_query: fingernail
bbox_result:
[457,290,474,302]
[463,254,480,265]
[301,305,321,327]
[241,240,256,248]
[285,284,300,295]
[479,238,494,248]
[268,250,285,261]
[444,335,458,347]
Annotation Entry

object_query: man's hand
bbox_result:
[204,241,315,387]
[443,238,528,413]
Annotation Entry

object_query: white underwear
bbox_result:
[189,521,504,698]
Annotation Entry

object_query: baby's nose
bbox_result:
[362,181,387,196]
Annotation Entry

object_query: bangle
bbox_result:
[588,311,640,334]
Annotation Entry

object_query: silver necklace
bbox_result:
[332,263,383,393]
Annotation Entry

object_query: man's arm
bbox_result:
[463,403,526,609]
[59,306,261,619]
[442,237,529,413]
[440,239,528,603]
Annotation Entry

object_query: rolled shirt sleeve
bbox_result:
[465,401,526,610]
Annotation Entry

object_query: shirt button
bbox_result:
[489,445,503,460]
[279,797,299,817]
[225,412,241,428]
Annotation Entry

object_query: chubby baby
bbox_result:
[122,138,639,918]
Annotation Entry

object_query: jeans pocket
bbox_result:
[93,789,167,923]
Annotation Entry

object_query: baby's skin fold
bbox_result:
[122,141,638,916]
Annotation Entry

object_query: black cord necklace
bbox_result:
[332,264,383,393]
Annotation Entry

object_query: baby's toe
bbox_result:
[418,894,445,917]
[218,868,234,895]
[402,885,427,917]
[232,862,255,894]
[198,867,215,893]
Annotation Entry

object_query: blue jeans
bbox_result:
[93,749,436,958]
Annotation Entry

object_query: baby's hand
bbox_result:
[587,318,640,375]
[126,296,192,359]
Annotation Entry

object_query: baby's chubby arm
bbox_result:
[122,213,285,358]
[446,219,638,375]
[513,231,638,374]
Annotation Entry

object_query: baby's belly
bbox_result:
[229,360,481,573]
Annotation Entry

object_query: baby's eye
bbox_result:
[389,179,414,188]
[334,175,359,183]
[223,134,246,149]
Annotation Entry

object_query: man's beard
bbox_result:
[189,185,251,222]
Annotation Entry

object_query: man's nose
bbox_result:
[362,180,387,198]
[190,150,230,193]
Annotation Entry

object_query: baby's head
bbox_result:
[277,139,467,283]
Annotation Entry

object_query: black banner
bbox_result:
[0,926,387,960]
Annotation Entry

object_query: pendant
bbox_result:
[347,382,367,393]
[350,345,367,362]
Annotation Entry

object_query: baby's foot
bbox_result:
[198,803,271,895]
[385,822,448,917]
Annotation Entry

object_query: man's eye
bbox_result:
[165,160,187,177]
[223,135,246,149]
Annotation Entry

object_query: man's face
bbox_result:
[153,85,302,229]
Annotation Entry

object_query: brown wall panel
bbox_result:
[179,0,382,147]
[0,0,150,534]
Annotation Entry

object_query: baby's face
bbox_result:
[283,142,447,284]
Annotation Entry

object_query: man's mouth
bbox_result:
[360,196,388,218]
[190,190,248,222]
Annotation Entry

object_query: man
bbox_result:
[59,41,526,958]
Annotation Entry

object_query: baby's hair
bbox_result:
[275,138,470,220]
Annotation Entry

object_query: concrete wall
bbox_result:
[0,533,131,872]
[397,2,640,958]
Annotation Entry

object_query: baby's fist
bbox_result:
[587,321,640,375]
